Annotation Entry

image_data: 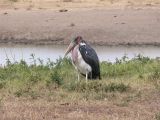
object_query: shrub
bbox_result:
[0,81,6,89]
[28,72,41,84]
[50,70,63,86]
[148,68,160,80]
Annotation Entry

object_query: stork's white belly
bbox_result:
[73,50,92,75]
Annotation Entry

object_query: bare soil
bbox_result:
[0,8,160,46]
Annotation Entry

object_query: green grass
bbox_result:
[0,55,160,101]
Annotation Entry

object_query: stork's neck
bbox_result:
[71,44,79,52]
[71,41,86,52]
[71,45,79,64]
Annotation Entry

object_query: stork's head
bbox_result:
[64,36,83,57]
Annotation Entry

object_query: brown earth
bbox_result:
[0,0,160,10]
[0,89,160,120]
[0,8,160,46]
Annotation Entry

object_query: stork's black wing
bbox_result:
[79,43,101,79]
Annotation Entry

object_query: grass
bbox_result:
[0,54,160,119]
[0,54,159,100]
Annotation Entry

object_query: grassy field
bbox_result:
[0,0,160,118]
[0,55,160,119]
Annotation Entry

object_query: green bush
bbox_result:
[0,81,6,89]
[148,68,160,80]
[50,70,63,86]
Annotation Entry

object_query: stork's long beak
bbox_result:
[64,42,74,57]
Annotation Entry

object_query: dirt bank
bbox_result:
[0,8,160,46]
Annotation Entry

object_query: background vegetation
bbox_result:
[0,55,159,101]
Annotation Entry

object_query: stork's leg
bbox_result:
[86,72,88,83]
[74,66,80,81]
[77,71,80,81]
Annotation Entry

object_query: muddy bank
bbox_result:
[0,8,160,46]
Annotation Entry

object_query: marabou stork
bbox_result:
[64,36,101,81]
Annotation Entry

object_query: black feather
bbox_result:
[79,41,101,79]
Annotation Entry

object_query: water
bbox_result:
[0,44,160,65]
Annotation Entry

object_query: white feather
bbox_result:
[72,48,92,75]
[80,42,86,46]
